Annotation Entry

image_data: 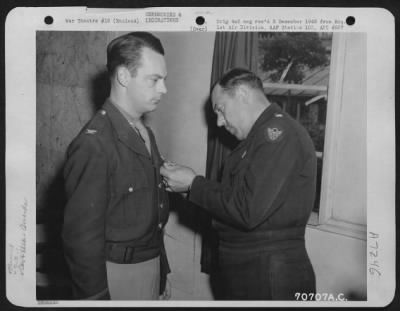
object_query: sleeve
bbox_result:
[62,136,110,300]
[189,131,299,230]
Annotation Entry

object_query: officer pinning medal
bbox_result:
[160,68,317,300]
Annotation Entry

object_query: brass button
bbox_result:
[100,110,106,115]
[160,203,164,209]
[128,187,133,192]
[158,223,162,229]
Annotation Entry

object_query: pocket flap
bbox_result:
[114,169,149,194]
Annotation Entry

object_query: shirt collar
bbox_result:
[110,101,142,128]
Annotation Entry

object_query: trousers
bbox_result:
[215,240,315,300]
[106,256,160,300]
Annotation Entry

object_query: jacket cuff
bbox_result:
[188,176,206,208]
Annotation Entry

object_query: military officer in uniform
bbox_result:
[62,32,170,300]
[161,68,317,300]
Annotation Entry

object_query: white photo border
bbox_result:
[5,6,396,308]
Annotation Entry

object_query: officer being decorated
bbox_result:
[62,32,170,300]
[161,68,317,300]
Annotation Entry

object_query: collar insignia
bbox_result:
[85,129,97,135]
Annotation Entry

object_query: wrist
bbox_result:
[187,175,197,193]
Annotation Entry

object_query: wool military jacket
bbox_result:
[62,99,169,299]
[189,103,317,246]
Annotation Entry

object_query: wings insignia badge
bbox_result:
[267,127,283,141]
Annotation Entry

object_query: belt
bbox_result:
[218,226,306,249]
[105,242,160,264]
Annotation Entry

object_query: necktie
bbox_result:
[134,124,152,156]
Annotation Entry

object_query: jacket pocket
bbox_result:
[109,169,152,226]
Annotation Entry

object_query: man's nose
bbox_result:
[158,80,167,94]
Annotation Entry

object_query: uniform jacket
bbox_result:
[62,99,170,299]
[189,103,317,246]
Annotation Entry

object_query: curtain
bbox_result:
[199,32,259,273]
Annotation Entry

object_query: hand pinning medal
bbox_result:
[160,161,196,193]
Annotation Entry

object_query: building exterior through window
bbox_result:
[258,32,333,215]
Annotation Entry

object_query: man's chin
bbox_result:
[226,127,236,136]
[228,129,243,140]
[147,101,159,111]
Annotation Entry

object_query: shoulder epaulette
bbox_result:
[83,109,108,135]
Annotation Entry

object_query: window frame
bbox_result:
[307,33,367,241]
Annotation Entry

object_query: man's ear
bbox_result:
[116,66,131,87]
[236,85,249,104]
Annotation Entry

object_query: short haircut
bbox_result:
[217,68,264,94]
[106,32,164,77]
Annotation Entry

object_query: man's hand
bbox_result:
[160,162,196,193]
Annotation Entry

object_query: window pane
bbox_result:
[258,32,333,214]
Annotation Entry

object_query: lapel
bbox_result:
[102,99,150,159]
